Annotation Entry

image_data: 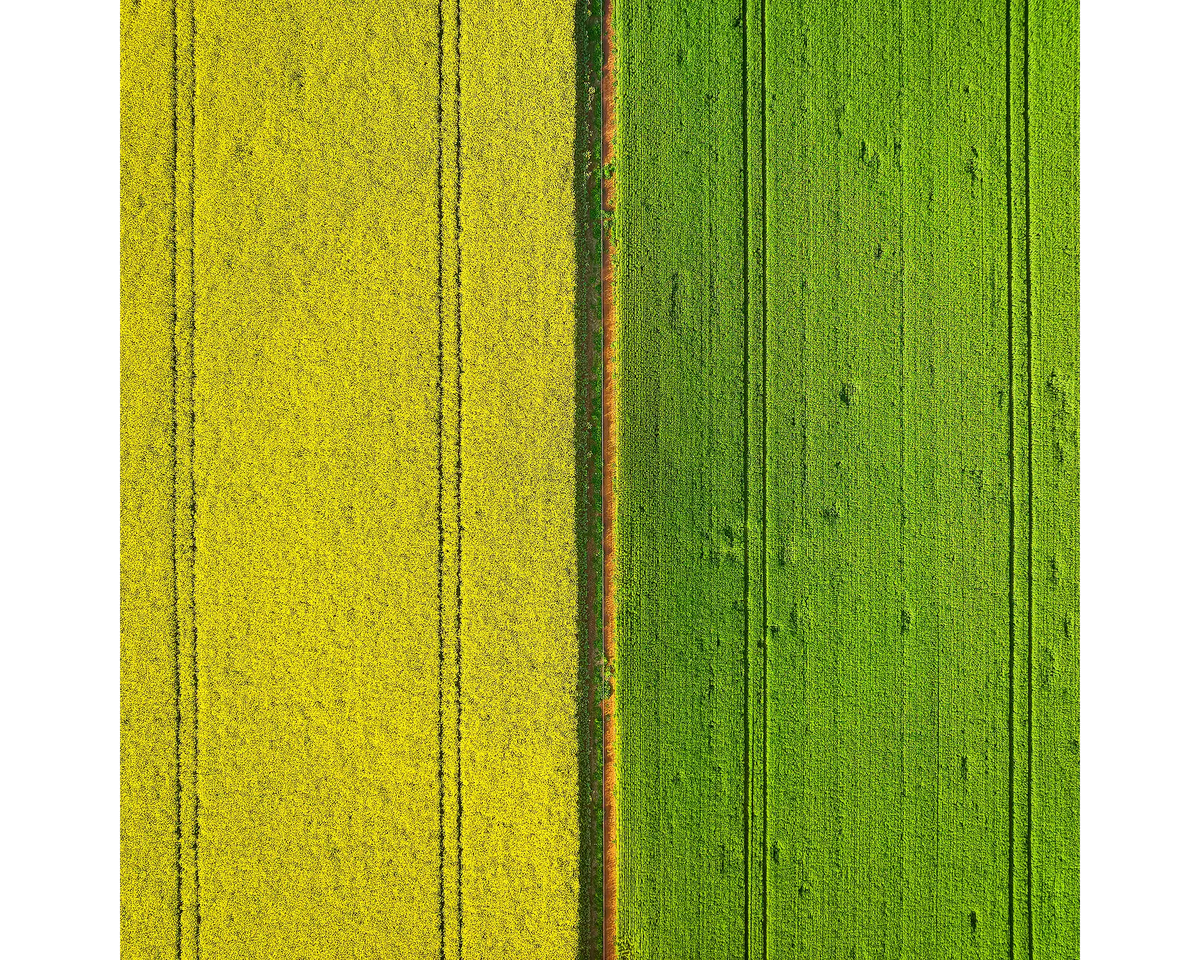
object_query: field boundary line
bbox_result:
[600,0,618,953]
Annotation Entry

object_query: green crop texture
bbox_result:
[611,1,1079,958]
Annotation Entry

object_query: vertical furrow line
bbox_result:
[453,0,465,951]
[1023,2,1035,954]
[169,0,182,952]
[115,3,123,950]
[896,2,907,953]
[759,0,769,952]
[172,0,199,955]
[1006,2,1034,953]
[188,1,200,951]
[435,0,465,952]
[435,1,447,953]
[1004,0,1017,955]
[740,0,752,955]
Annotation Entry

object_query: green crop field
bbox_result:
[610,0,1078,957]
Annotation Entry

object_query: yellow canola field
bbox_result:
[120,0,581,956]
[458,0,580,953]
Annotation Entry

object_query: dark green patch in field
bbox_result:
[574,0,606,955]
